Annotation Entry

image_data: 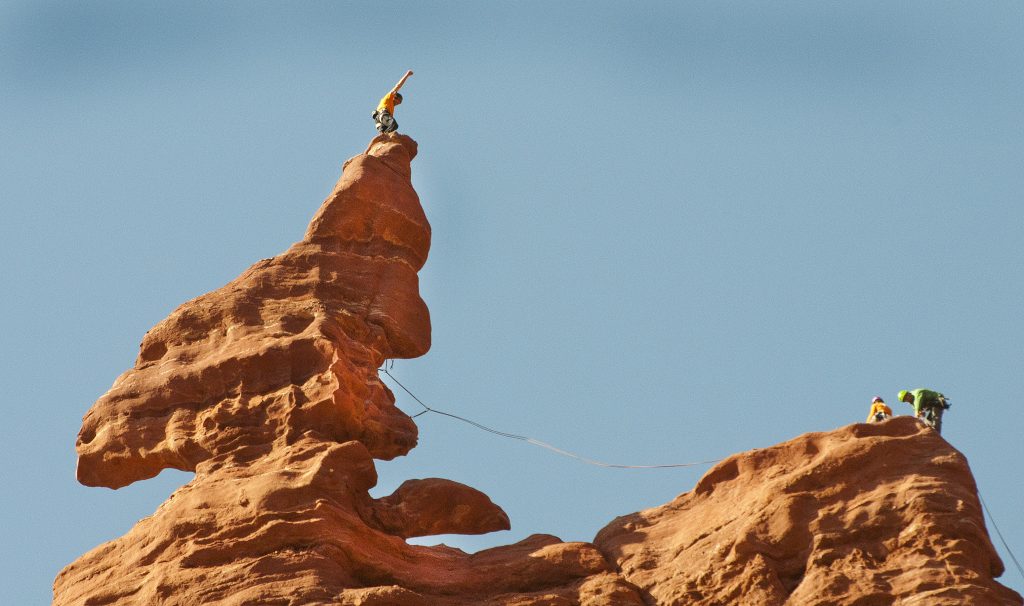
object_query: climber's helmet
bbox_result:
[872,396,884,404]
[898,390,911,403]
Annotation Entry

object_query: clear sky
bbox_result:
[3,2,1022,603]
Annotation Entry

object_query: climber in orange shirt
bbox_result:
[866,396,892,423]
[373,70,413,134]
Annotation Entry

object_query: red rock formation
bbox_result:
[596,416,1021,605]
[76,134,431,491]
[55,133,1021,605]
[55,439,632,605]
[56,134,643,606]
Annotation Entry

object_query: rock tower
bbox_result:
[55,134,1021,605]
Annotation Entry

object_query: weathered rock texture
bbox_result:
[55,134,1020,605]
[75,134,432,491]
[55,134,639,606]
[597,416,1021,605]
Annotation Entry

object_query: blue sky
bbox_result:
[2,2,1022,603]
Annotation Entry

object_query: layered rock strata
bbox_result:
[597,416,1021,605]
[75,135,433,491]
[55,134,643,606]
[55,134,1021,606]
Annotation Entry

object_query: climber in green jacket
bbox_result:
[898,388,951,434]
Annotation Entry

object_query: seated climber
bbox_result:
[866,396,892,423]
[898,388,951,434]
[373,70,413,134]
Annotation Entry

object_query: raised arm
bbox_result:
[390,70,413,95]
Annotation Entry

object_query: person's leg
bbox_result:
[373,110,394,133]
[377,111,396,133]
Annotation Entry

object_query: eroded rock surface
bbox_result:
[596,416,1021,605]
[56,439,633,606]
[76,134,431,490]
[56,134,1020,606]
[57,133,642,606]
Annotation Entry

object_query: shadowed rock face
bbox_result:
[56,135,1021,606]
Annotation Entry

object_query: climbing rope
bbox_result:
[381,367,1024,582]
[979,492,1024,581]
[380,368,1024,583]
[379,367,722,470]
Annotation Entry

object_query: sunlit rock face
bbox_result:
[75,134,431,491]
[56,134,638,606]
[596,417,1022,606]
[55,135,1020,606]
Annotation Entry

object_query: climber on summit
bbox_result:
[898,388,951,434]
[373,70,413,134]
[866,396,892,423]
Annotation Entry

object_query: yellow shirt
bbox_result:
[377,92,397,114]
[867,403,892,421]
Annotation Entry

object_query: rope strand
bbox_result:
[980,492,1024,580]
[380,368,721,470]
[381,367,1022,578]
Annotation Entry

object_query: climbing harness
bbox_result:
[373,109,398,134]
[379,367,722,470]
